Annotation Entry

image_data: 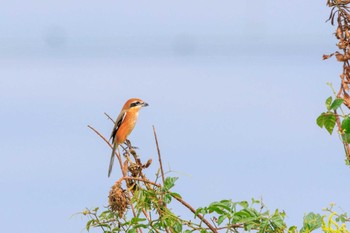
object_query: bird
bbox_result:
[108,98,149,177]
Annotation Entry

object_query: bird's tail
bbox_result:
[108,143,118,177]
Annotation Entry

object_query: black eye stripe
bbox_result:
[130,101,141,107]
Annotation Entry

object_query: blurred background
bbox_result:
[0,0,347,232]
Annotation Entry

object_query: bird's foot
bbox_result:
[124,139,138,149]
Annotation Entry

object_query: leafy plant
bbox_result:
[317,96,342,135]
[83,119,350,232]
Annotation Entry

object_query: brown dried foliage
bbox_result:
[326,0,350,107]
[108,181,129,218]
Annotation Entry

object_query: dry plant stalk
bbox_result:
[325,0,350,159]
[325,0,350,105]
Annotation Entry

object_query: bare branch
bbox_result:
[153,126,165,184]
[104,112,115,124]
[87,125,123,176]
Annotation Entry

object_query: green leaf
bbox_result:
[217,215,226,225]
[330,98,344,110]
[270,210,286,229]
[316,113,326,128]
[96,223,111,229]
[207,205,224,214]
[346,158,350,166]
[86,219,94,231]
[163,194,172,204]
[318,111,338,134]
[130,217,146,224]
[219,199,232,207]
[233,208,260,224]
[172,221,182,233]
[326,96,332,110]
[214,201,232,211]
[99,210,111,220]
[341,117,350,143]
[251,198,260,205]
[258,220,268,233]
[133,224,149,229]
[300,212,322,233]
[239,201,249,208]
[324,113,336,134]
[342,117,350,133]
[195,207,207,217]
[164,177,178,191]
[336,213,348,223]
[288,226,298,233]
[207,201,231,214]
[170,192,182,199]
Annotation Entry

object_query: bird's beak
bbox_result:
[142,102,149,107]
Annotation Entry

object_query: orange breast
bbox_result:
[115,109,139,145]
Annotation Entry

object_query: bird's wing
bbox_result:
[108,110,127,177]
[109,110,127,142]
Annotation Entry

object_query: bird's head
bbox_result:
[123,98,149,110]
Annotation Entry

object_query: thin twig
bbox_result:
[151,126,171,233]
[87,125,123,175]
[91,211,107,232]
[104,112,115,124]
[334,111,350,160]
[118,176,161,187]
[153,126,165,184]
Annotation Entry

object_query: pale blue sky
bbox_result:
[0,1,347,232]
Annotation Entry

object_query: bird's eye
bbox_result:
[130,101,140,107]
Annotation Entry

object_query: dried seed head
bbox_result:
[346,29,350,38]
[336,27,343,39]
[323,53,334,60]
[336,52,349,62]
[338,38,348,49]
[345,66,350,74]
[143,159,152,168]
[128,163,141,177]
[129,149,137,157]
[108,181,129,218]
